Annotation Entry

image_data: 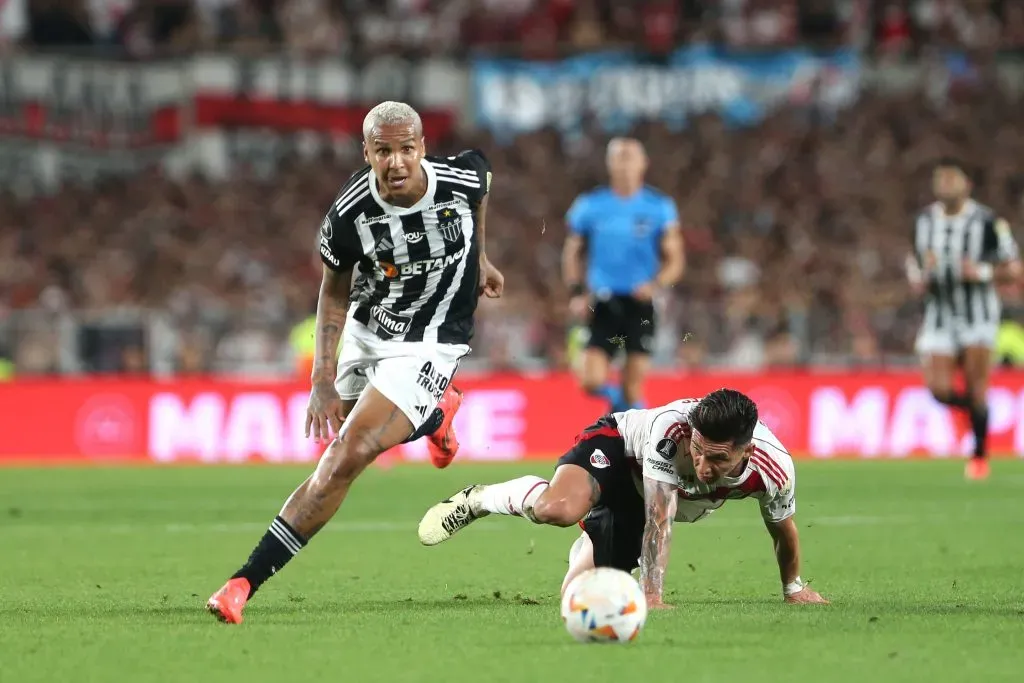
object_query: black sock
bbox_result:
[970,405,989,460]
[231,516,307,597]
[404,407,444,443]
[932,391,971,409]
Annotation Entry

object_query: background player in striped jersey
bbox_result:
[906,158,1022,480]
[207,101,504,623]
[419,389,828,608]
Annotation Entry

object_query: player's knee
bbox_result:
[532,496,585,527]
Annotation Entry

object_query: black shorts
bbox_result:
[556,415,645,572]
[587,295,655,356]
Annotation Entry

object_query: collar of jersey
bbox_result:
[368,158,438,216]
[932,198,977,219]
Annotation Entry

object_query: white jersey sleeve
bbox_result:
[750,439,797,523]
[639,410,690,486]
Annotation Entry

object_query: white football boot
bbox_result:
[418,485,489,546]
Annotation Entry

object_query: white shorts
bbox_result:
[335,320,469,429]
[915,316,997,356]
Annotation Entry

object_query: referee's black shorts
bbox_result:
[586,294,655,357]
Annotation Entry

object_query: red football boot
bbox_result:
[206,577,251,624]
[427,385,464,469]
[965,458,990,481]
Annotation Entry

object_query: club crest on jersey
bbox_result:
[436,208,462,242]
[589,450,611,469]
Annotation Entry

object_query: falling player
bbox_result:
[418,389,828,608]
[207,101,504,623]
[906,158,1021,480]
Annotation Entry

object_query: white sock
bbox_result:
[471,476,549,521]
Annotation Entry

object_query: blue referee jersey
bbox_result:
[566,186,678,296]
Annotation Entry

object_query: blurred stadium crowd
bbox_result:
[2,0,1024,377]
[8,0,1024,56]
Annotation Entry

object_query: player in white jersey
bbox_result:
[418,389,828,608]
[906,158,1022,480]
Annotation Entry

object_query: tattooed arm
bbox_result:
[639,475,678,607]
[312,264,351,381]
[305,264,352,440]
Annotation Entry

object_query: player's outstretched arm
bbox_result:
[639,475,678,609]
[764,516,828,605]
[305,264,352,441]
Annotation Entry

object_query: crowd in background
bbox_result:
[1,0,1024,375]
[8,0,1024,58]
[4,84,1024,375]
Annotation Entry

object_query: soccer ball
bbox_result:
[560,567,647,643]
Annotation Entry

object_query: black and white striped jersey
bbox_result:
[317,148,489,344]
[319,149,490,345]
[911,199,1019,326]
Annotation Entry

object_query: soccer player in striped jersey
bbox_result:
[207,101,504,623]
[906,158,1022,480]
[419,389,828,608]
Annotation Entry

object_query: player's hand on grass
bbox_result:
[305,380,345,442]
[645,595,674,610]
[479,257,504,298]
[784,586,829,605]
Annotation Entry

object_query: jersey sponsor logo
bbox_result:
[589,449,611,469]
[364,214,393,227]
[405,232,426,244]
[320,244,340,267]
[648,459,674,475]
[416,361,449,402]
[436,208,462,242]
[427,200,461,212]
[321,217,332,239]
[385,247,466,277]
[370,305,411,336]
[655,437,677,460]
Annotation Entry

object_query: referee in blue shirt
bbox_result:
[562,138,685,413]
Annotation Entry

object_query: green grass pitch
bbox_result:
[3,460,1023,683]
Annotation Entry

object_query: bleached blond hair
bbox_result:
[362,101,423,139]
